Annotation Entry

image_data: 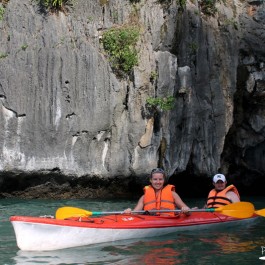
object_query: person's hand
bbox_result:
[123,208,132,214]
[181,206,191,215]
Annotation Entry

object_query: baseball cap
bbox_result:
[213,174,226,183]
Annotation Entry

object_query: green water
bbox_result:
[1,197,265,265]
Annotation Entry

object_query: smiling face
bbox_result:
[213,180,227,191]
[150,172,165,191]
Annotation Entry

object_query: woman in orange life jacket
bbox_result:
[124,168,190,216]
[206,174,240,208]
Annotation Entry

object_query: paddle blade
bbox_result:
[56,207,92,220]
[255,209,265,217]
[215,202,255,218]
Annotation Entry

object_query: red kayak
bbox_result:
[10,212,259,251]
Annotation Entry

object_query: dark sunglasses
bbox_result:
[151,168,165,174]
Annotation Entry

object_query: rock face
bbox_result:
[0,0,264,198]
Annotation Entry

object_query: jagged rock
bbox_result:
[0,0,264,197]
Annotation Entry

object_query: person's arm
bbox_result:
[124,195,144,214]
[226,191,240,203]
[172,191,190,213]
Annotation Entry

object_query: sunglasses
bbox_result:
[151,168,165,174]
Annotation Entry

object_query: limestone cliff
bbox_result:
[0,0,264,198]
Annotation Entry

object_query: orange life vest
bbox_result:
[143,184,175,216]
[206,185,240,208]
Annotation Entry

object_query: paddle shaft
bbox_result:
[91,208,216,215]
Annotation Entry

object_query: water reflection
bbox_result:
[201,235,256,254]
[13,238,190,265]
[139,240,186,264]
[200,221,265,255]
[13,243,129,265]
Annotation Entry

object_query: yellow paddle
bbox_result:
[210,202,255,218]
[55,202,255,220]
[255,208,265,217]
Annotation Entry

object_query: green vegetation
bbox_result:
[0,6,4,21]
[38,0,73,12]
[200,0,218,15]
[189,42,198,53]
[150,71,158,82]
[176,0,186,9]
[112,10,119,23]
[146,96,175,111]
[0,53,8,59]
[224,18,238,30]
[99,0,109,6]
[102,26,140,74]
[21,44,28,51]
[87,16,93,23]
